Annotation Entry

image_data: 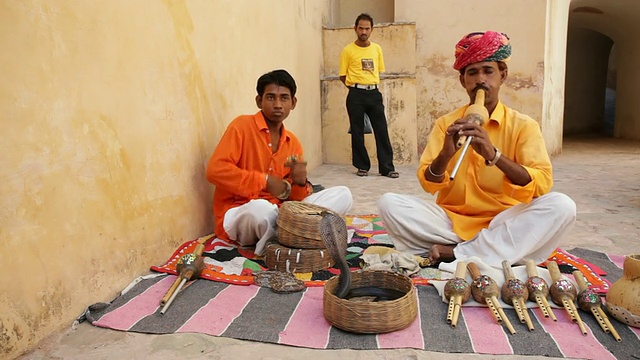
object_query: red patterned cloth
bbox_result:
[453,31,512,71]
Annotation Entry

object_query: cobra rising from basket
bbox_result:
[319,211,406,301]
[320,211,418,334]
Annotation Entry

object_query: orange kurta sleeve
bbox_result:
[206,118,268,199]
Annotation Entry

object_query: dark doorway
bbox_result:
[563,27,614,137]
[603,44,617,136]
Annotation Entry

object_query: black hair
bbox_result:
[355,13,373,27]
[256,69,297,97]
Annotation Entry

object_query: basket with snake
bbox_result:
[319,210,418,334]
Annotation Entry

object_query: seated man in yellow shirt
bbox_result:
[377,31,576,268]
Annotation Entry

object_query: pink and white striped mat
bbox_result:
[87,248,639,359]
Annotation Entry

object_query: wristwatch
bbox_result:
[485,148,502,166]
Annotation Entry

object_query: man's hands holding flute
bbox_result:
[425,119,496,183]
[445,119,496,163]
[435,119,532,187]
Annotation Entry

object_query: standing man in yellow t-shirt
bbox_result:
[339,13,398,179]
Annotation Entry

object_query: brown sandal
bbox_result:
[382,171,399,178]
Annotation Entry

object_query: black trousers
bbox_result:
[346,87,395,175]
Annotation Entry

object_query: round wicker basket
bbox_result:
[265,242,334,273]
[323,270,418,334]
[277,226,326,249]
[276,201,331,249]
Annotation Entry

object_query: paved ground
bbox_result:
[19,137,640,360]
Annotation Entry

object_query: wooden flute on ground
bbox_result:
[501,261,534,331]
[444,261,471,328]
[450,89,490,180]
[525,259,557,321]
[573,270,622,342]
[159,234,212,314]
[547,261,588,335]
[467,262,516,334]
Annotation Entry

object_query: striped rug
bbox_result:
[87,248,640,359]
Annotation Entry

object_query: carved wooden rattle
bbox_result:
[501,261,534,331]
[444,261,471,328]
[468,262,516,334]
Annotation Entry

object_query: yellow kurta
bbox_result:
[417,102,553,240]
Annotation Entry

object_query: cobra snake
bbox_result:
[319,211,404,301]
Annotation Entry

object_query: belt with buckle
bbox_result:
[351,84,378,90]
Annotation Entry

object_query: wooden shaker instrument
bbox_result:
[525,259,557,321]
[444,261,471,328]
[501,261,534,331]
[573,270,622,342]
[467,262,516,334]
[547,261,587,335]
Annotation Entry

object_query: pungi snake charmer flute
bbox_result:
[525,259,557,321]
[444,261,471,328]
[468,262,516,334]
[450,89,490,180]
[160,235,210,314]
[501,261,534,331]
[573,270,622,342]
[547,261,587,335]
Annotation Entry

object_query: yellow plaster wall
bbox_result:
[327,0,394,27]
[541,0,571,154]
[394,0,551,154]
[0,1,328,358]
[322,77,417,166]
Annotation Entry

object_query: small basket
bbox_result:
[323,270,417,334]
[265,242,334,273]
[277,201,330,241]
[277,226,326,249]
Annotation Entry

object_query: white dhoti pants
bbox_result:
[377,192,576,268]
[223,186,353,256]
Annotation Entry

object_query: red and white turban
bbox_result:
[453,31,511,71]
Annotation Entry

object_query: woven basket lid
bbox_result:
[276,201,332,240]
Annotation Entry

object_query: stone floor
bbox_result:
[19,137,640,360]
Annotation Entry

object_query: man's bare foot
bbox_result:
[429,244,456,266]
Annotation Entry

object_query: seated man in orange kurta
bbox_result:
[206,69,352,255]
